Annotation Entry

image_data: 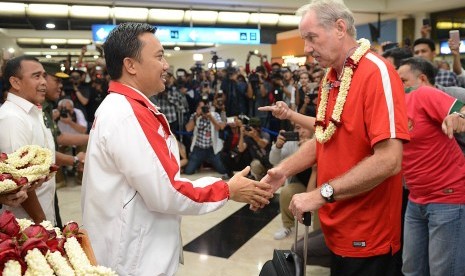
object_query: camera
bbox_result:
[201,105,209,114]
[244,125,252,131]
[271,72,283,80]
[281,131,299,141]
[60,108,69,118]
[202,81,209,88]
[248,72,260,85]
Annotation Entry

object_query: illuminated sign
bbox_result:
[92,24,260,45]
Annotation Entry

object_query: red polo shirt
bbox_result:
[316,52,410,257]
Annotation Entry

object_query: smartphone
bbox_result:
[450,30,460,44]
[281,131,299,141]
[422,18,430,26]
[226,117,235,124]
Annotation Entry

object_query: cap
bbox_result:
[42,62,69,79]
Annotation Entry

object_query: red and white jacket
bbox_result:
[82,82,230,276]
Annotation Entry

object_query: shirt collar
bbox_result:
[6,92,40,114]
[108,81,166,115]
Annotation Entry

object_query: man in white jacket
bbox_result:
[81,22,273,276]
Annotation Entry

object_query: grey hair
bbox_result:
[58,98,74,108]
[296,0,357,39]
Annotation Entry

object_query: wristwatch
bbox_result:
[320,182,335,203]
[73,156,80,169]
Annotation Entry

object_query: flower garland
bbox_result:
[46,251,75,276]
[315,38,371,143]
[0,179,17,193]
[2,260,21,275]
[0,145,55,194]
[24,248,55,276]
[64,237,117,276]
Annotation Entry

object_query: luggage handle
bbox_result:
[294,212,312,276]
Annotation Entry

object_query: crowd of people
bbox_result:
[0,0,465,275]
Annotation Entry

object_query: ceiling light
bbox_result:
[46,23,56,29]
[113,7,148,21]
[70,5,110,19]
[278,15,301,26]
[27,4,68,17]
[165,53,172,57]
[43,38,67,44]
[45,55,52,59]
[17,38,42,44]
[0,2,25,16]
[177,42,195,46]
[149,9,184,22]
[24,51,42,56]
[67,39,92,45]
[50,45,58,49]
[195,42,215,47]
[8,48,15,54]
[93,55,99,59]
[193,54,204,61]
[161,42,176,46]
[174,46,180,51]
[217,12,250,24]
[184,10,218,24]
[249,13,280,25]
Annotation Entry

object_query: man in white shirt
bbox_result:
[0,55,56,224]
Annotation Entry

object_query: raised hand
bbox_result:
[258,101,292,120]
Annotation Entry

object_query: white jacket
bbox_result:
[81,82,229,276]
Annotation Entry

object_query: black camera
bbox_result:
[244,125,252,131]
[248,72,260,85]
[271,72,283,80]
[60,108,69,118]
[201,105,209,114]
[281,131,299,141]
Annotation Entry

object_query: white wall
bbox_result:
[165,44,272,73]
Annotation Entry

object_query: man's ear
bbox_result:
[9,76,21,91]
[123,57,137,75]
[418,73,429,84]
[335,19,347,38]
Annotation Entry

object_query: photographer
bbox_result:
[86,76,108,131]
[184,101,228,177]
[269,123,314,239]
[62,69,90,120]
[243,117,271,181]
[220,116,253,179]
[247,66,272,127]
[150,72,188,140]
[220,67,248,117]
[56,99,87,135]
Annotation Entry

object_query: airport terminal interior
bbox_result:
[1,0,465,275]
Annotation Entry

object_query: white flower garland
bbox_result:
[40,220,62,238]
[315,38,371,143]
[0,179,17,193]
[0,145,53,192]
[16,218,34,231]
[46,251,76,276]
[24,248,55,276]
[64,237,92,273]
[2,260,22,276]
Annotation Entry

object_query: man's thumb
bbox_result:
[239,166,251,176]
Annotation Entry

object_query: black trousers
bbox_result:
[330,250,403,276]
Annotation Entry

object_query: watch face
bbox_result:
[321,184,333,198]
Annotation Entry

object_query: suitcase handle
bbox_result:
[302,212,311,226]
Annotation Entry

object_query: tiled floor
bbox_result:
[57,170,330,276]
